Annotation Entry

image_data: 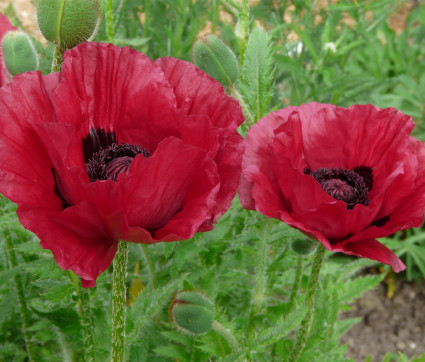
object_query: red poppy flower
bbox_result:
[0,13,16,86]
[239,102,425,271]
[0,42,244,287]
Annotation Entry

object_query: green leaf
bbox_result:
[127,273,187,344]
[160,331,193,347]
[238,27,274,122]
[257,304,307,346]
[339,274,384,302]
[154,345,189,360]
[31,305,82,337]
[113,37,150,48]
[0,266,21,287]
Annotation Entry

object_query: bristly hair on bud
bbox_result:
[170,290,215,336]
[37,0,101,49]
[193,35,239,88]
[1,31,39,76]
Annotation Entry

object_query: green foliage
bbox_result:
[238,27,275,122]
[381,227,425,282]
[0,192,386,361]
[1,0,424,360]
[193,35,240,87]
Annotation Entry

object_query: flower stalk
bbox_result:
[251,220,270,314]
[69,271,95,362]
[111,241,129,362]
[140,244,156,288]
[246,218,272,338]
[227,84,254,128]
[287,255,304,314]
[289,243,325,362]
[211,320,239,352]
[3,229,35,362]
[51,45,65,72]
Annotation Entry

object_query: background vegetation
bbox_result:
[1,0,425,361]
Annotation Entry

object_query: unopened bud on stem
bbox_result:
[170,291,215,336]
[37,0,101,49]
[193,35,239,88]
[290,238,318,257]
[2,31,38,76]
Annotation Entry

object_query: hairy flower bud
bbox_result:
[2,31,38,76]
[193,35,239,88]
[37,0,101,49]
[290,238,318,256]
[170,291,215,335]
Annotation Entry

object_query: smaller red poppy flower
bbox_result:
[0,42,244,286]
[239,102,425,271]
[0,13,16,86]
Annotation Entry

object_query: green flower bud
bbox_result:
[37,0,101,49]
[193,35,239,87]
[290,238,318,256]
[170,291,215,336]
[2,31,39,76]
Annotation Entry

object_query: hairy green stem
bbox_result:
[51,46,65,72]
[251,222,270,314]
[237,0,250,60]
[246,219,272,338]
[69,272,95,362]
[106,0,115,42]
[227,84,254,128]
[139,244,156,288]
[111,241,129,362]
[212,320,239,352]
[4,229,35,362]
[287,256,304,313]
[289,244,325,362]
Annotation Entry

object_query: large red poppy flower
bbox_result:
[239,102,425,271]
[0,13,16,86]
[0,42,244,287]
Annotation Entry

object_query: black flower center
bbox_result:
[83,129,150,182]
[305,166,373,210]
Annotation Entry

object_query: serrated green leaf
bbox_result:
[0,288,16,327]
[238,27,274,122]
[339,274,384,302]
[336,317,362,336]
[41,283,74,303]
[31,306,81,336]
[258,304,307,346]
[160,331,193,347]
[127,273,187,344]
[154,345,189,360]
[0,266,21,287]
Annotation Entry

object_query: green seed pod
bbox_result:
[37,0,101,49]
[290,238,318,257]
[170,291,215,336]
[193,35,239,88]
[2,31,39,76]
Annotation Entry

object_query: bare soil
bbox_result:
[341,280,425,361]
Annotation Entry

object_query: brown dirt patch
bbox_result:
[341,280,425,360]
